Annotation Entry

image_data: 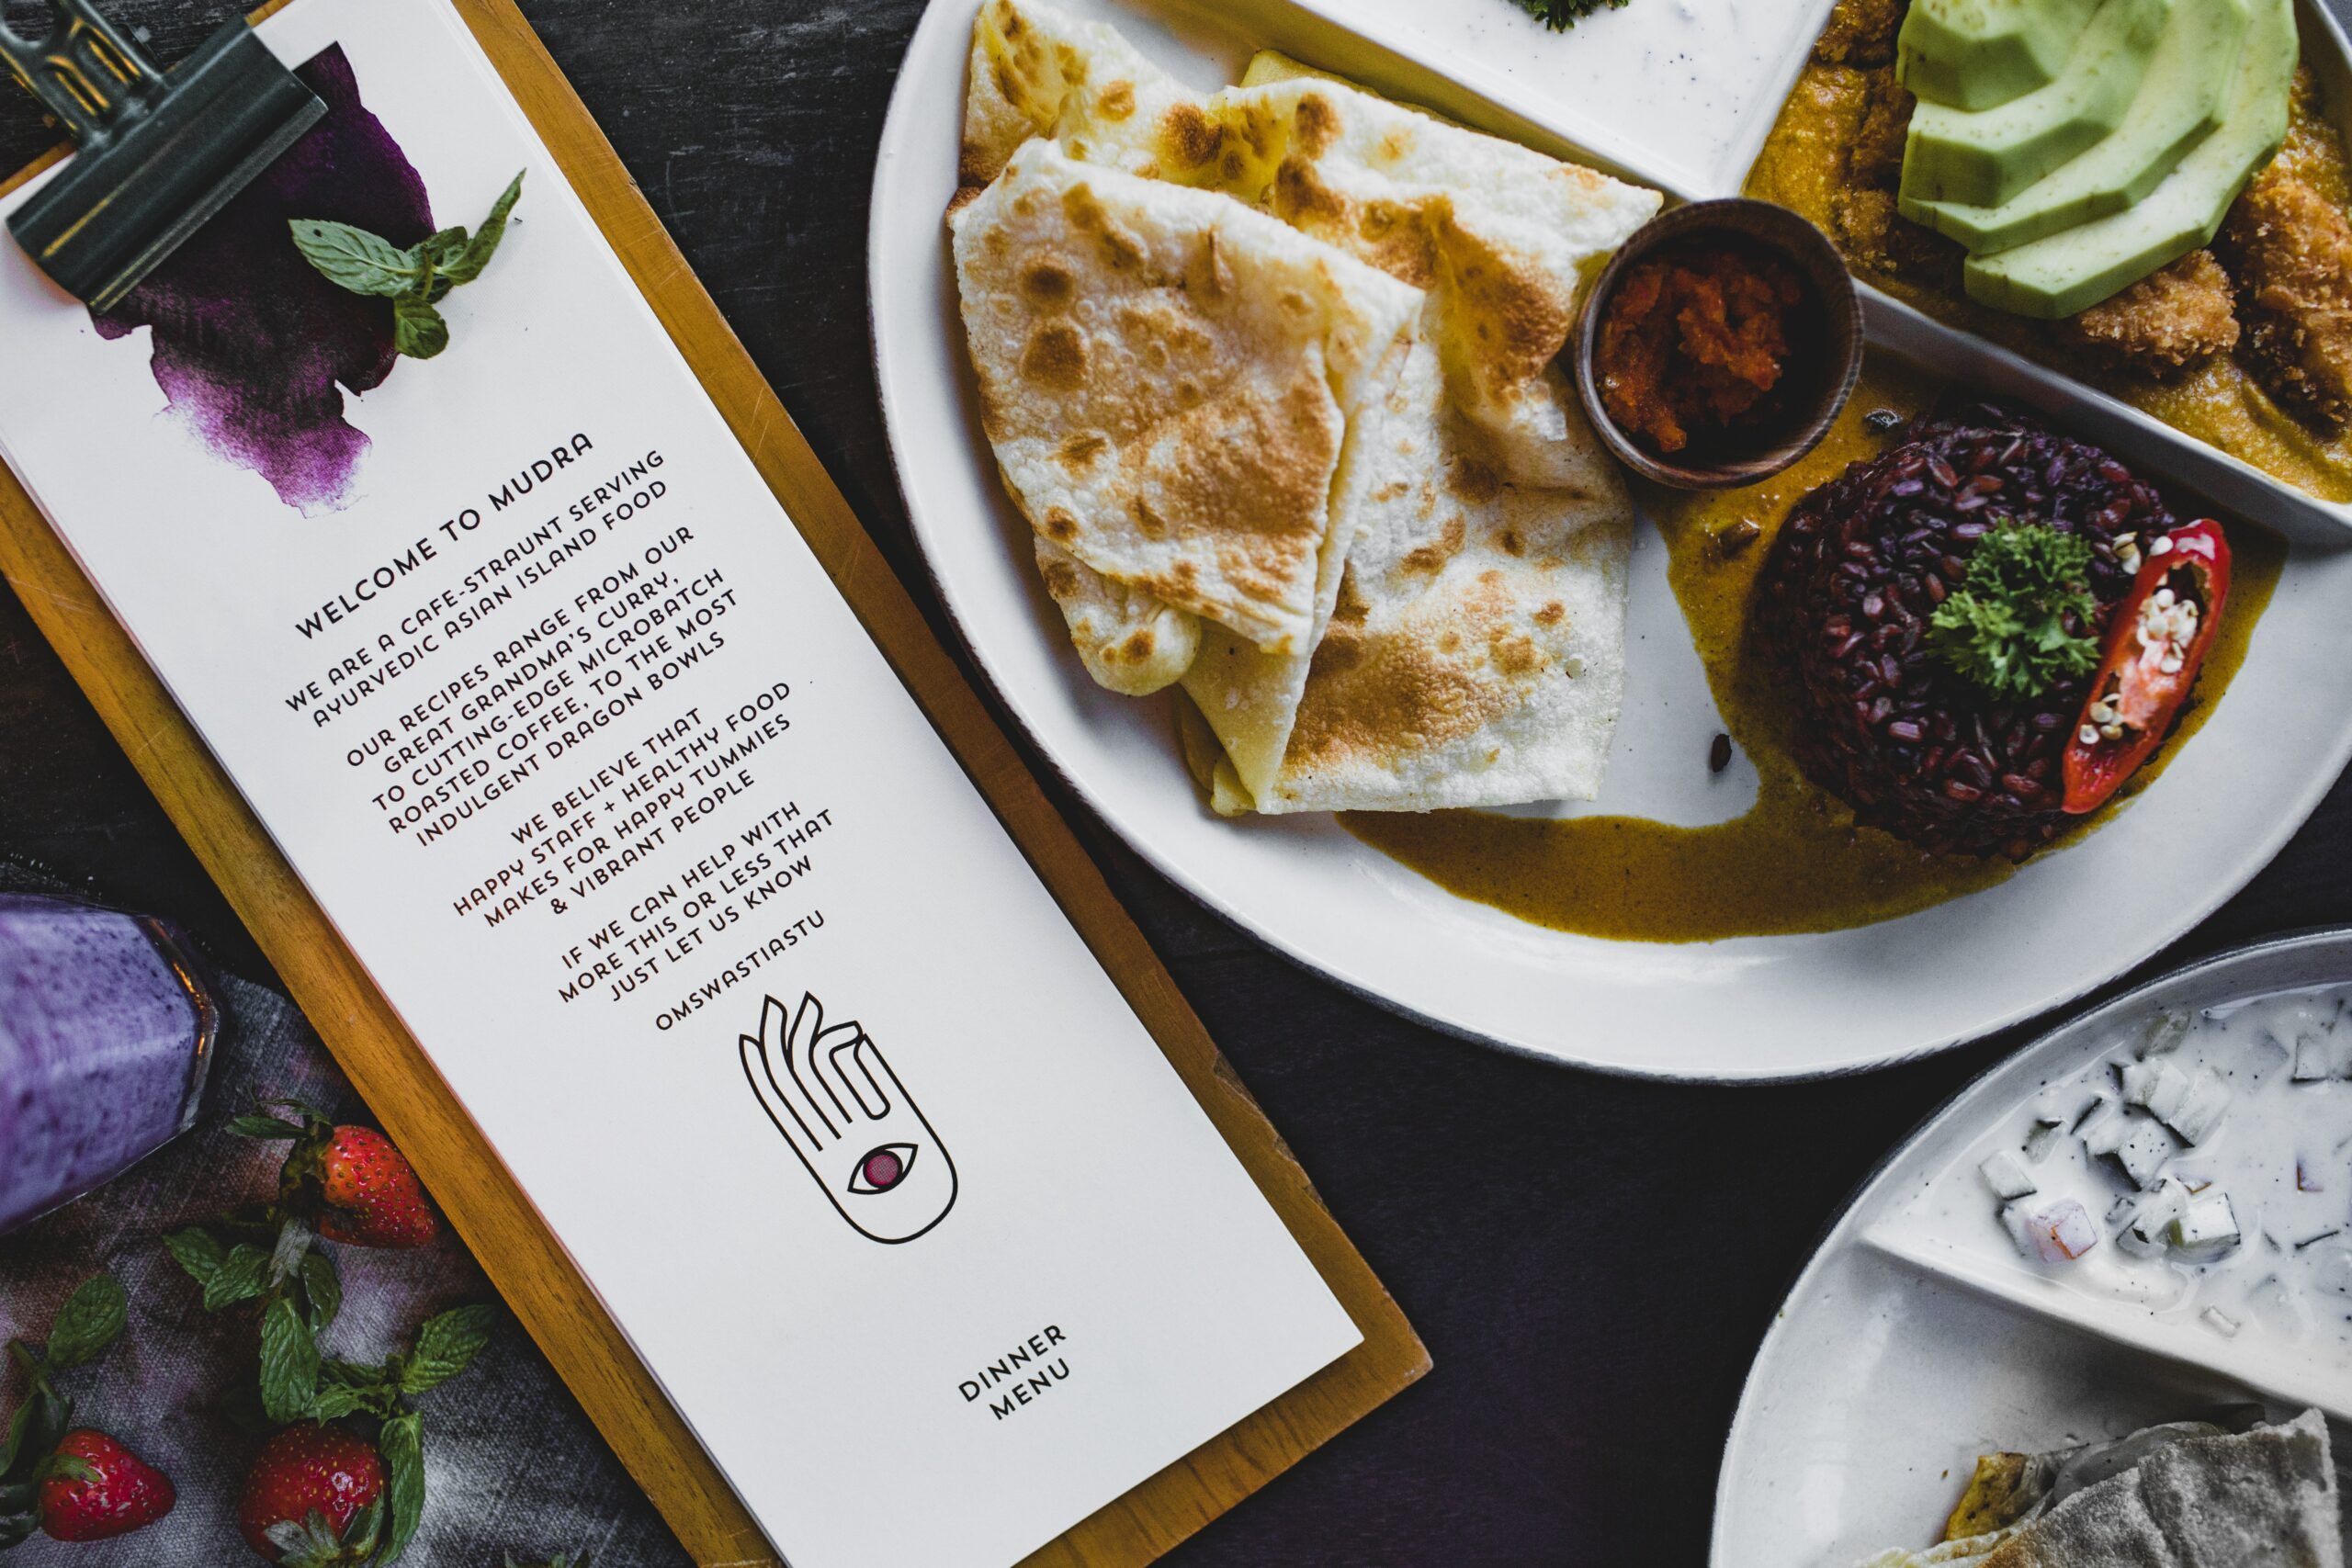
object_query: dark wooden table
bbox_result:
[5,3,2349,1562]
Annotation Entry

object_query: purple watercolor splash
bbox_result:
[92,47,432,514]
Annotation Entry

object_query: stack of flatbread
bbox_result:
[1850,1409,2347,1568]
[947,0,1662,814]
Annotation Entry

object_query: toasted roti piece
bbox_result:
[1033,536,1199,695]
[1259,336,1630,812]
[962,0,1661,486]
[1853,1412,2345,1568]
[952,141,1420,654]
[1976,1410,2343,1568]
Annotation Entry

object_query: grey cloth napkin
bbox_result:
[0,921,693,1568]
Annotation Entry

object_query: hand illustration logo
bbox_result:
[739,992,958,1244]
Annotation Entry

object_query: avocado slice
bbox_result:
[1963,0,2296,318]
[1901,0,2174,209]
[1903,0,2248,252]
[1899,0,2105,110]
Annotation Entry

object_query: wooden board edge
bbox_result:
[0,1,1429,1564]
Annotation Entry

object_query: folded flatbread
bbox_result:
[952,140,1421,656]
[962,0,1660,485]
[956,0,1659,810]
[1851,1410,2346,1568]
[1184,335,1631,812]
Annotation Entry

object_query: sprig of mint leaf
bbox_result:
[1928,518,2102,701]
[288,170,525,360]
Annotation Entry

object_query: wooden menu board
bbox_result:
[0,0,1429,1560]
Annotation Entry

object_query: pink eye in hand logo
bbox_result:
[739,992,957,1244]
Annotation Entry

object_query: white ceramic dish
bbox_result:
[1713,928,2352,1566]
[869,0,2352,1080]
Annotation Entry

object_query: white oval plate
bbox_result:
[869,0,2352,1080]
[1713,927,2352,1564]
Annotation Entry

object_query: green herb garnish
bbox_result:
[1511,0,1631,28]
[289,170,525,360]
[1928,517,2101,701]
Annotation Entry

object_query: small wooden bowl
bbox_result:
[1573,197,1863,491]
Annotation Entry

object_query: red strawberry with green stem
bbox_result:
[164,1101,436,1427]
[35,1429,175,1542]
[315,1126,435,1249]
[237,1422,383,1564]
[0,1274,173,1551]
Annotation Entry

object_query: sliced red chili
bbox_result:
[2062,519,2232,816]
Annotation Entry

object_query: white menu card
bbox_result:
[0,0,1362,1561]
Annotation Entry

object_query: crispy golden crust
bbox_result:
[1814,0,1905,66]
[2219,164,2352,429]
[1834,186,1966,290]
[2057,250,2240,377]
[1849,63,1915,191]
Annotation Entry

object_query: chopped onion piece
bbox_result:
[2300,1154,2330,1193]
[2022,1119,2064,1164]
[2201,1307,2240,1337]
[2169,1191,2240,1256]
[1980,1149,2038,1200]
[2137,1010,2191,1058]
[2032,1200,2099,1263]
[2116,1119,2177,1189]
[2078,1099,2127,1157]
[2118,1178,2190,1257]
[2165,1071,2231,1145]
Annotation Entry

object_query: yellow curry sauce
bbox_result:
[1746,50,2352,501]
[1345,362,2284,942]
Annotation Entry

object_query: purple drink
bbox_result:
[0,894,217,1234]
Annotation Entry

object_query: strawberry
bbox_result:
[236,1423,384,1564]
[36,1429,175,1541]
[315,1126,436,1249]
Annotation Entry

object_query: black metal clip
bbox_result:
[3,0,324,309]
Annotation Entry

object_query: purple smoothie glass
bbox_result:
[0,894,218,1235]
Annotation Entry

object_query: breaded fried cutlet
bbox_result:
[1834,187,1965,289]
[2219,165,2352,428]
[1814,0,1905,66]
[1849,64,1915,190]
[2056,250,2240,376]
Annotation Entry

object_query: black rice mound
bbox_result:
[1755,402,2178,861]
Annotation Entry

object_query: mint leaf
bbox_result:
[392,297,449,360]
[299,1250,341,1334]
[163,1226,226,1287]
[203,1245,270,1312]
[443,171,525,287]
[376,1413,425,1564]
[345,1496,387,1558]
[268,1216,313,1289]
[228,1114,306,1141]
[0,1390,67,1487]
[43,1275,126,1371]
[258,1298,320,1424]
[401,1304,496,1393]
[288,220,423,297]
[0,1513,36,1550]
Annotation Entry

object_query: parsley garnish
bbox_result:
[1928,518,2101,701]
[1511,0,1631,28]
[288,171,525,360]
